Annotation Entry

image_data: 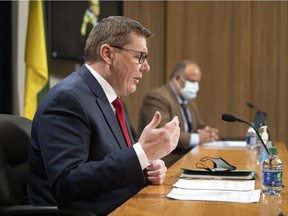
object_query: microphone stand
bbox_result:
[247,102,267,126]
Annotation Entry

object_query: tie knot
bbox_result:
[181,102,188,109]
[112,97,122,109]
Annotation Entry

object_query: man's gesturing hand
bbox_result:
[138,111,180,162]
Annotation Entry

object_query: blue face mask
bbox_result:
[180,78,199,100]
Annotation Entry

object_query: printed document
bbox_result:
[167,188,260,203]
[167,179,260,203]
[203,141,247,148]
[173,179,255,191]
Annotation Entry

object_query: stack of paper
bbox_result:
[167,179,260,203]
[202,141,247,149]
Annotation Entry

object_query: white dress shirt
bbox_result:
[85,64,150,170]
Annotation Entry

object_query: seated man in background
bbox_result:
[138,60,219,167]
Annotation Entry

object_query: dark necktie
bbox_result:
[181,102,192,132]
[112,98,132,147]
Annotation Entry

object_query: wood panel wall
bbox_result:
[122,1,166,135]
[123,1,288,145]
[166,1,252,138]
[251,2,288,144]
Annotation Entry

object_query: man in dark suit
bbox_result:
[27,16,180,216]
[138,60,219,167]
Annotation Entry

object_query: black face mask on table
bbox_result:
[196,156,236,172]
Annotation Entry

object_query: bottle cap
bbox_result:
[268,147,277,154]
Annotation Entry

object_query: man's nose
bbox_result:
[140,59,150,72]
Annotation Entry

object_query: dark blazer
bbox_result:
[138,84,206,167]
[28,65,146,216]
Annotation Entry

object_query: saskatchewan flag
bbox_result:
[24,0,49,120]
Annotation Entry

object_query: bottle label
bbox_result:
[250,136,257,145]
[262,170,282,187]
[246,136,250,145]
[246,135,257,146]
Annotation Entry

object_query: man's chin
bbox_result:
[127,87,137,95]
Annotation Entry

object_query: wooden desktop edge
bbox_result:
[109,141,287,215]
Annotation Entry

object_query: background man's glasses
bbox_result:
[110,45,148,64]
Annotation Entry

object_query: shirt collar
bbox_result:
[85,64,117,103]
[169,82,187,105]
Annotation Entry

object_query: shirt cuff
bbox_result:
[133,142,150,170]
[189,132,200,147]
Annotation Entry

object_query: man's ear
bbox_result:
[99,44,114,64]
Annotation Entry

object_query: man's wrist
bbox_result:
[133,142,150,170]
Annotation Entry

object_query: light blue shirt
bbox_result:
[169,83,200,147]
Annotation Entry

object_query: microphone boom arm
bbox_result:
[221,113,269,155]
[237,119,269,155]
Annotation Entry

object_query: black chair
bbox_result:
[0,114,96,216]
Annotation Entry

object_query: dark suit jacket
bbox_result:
[138,84,206,167]
[28,65,146,216]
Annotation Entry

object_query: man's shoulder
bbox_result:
[146,84,170,96]
[144,84,175,103]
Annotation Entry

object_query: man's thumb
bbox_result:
[148,111,161,129]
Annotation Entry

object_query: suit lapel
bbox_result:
[166,85,186,131]
[78,66,128,149]
[96,98,128,149]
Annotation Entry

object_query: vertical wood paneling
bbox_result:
[166,1,188,72]
[122,1,165,135]
[166,1,252,138]
[122,1,288,144]
[251,2,288,144]
[277,3,288,146]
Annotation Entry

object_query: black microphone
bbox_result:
[221,114,269,155]
[247,101,260,110]
[246,102,267,127]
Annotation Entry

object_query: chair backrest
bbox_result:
[0,114,32,205]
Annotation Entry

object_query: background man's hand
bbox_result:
[198,126,219,143]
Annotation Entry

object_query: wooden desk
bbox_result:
[110,142,287,216]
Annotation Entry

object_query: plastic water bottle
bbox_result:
[262,147,282,195]
[246,123,257,149]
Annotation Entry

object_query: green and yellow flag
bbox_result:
[24,0,49,120]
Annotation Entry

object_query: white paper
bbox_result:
[167,188,260,203]
[174,179,255,191]
[203,141,247,148]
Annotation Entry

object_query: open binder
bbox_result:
[181,168,257,180]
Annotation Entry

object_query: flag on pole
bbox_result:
[24,0,49,120]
